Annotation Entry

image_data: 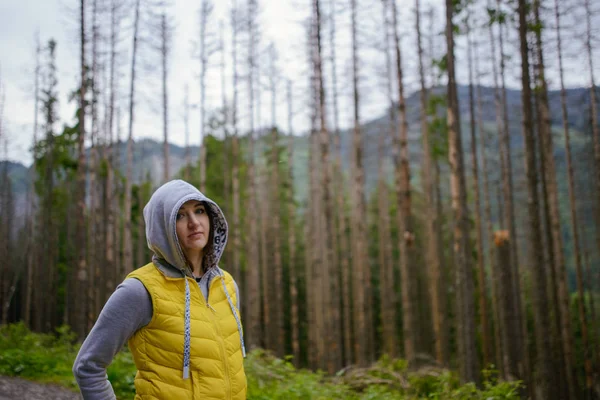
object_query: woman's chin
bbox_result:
[184,241,207,252]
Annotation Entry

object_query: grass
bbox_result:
[0,323,521,399]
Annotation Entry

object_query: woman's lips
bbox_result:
[188,232,203,239]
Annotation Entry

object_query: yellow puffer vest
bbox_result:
[127,263,247,400]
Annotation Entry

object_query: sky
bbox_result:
[0,0,597,166]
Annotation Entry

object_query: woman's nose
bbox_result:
[188,213,200,227]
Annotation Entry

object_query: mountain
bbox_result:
[2,84,597,228]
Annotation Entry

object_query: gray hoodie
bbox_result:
[73,180,243,400]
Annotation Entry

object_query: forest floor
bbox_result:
[0,376,81,400]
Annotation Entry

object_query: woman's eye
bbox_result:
[196,208,205,215]
[176,213,185,220]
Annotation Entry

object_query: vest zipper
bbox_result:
[196,278,232,400]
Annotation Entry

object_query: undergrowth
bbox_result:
[0,323,521,399]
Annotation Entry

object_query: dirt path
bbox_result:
[0,376,81,400]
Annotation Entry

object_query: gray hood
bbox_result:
[143,179,228,275]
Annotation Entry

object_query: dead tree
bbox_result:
[313,0,339,371]
[350,0,371,366]
[517,0,555,396]
[245,0,261,351]
[286,79,300,363]
[466,13,491,367]
[553,0,582,396]
[380,0,398,359]
[486,0,525,380]
[75,0,88,339]
[391,0,417,364]
[230,0,242,324]
[329,0,352,366]
[199,0,218,192]
[266,42,286,358]
[24,35,42,327]
[124,0,141,277]
[415,0,448,365]
[474,36,501,371]
[184,84,191,181]
[88,0,101,327]
[445,0,479,383]
[160,11,173,183]
[582,0,599,391]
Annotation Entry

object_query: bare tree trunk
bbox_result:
[350,0,370,366]
[537,78,568,400]
[466,15,491,368]
[245,0,261,351]
[390,0,417,364]
[161,12,170,183]
[1,173,20,325]
[306,18,325,369]
[114,108,123,281]
[219,20,230,211]
[267,43,285,358]
[24,35,41,327]
[230,0,241,288]
[582,235,599,374]
[305,110,318,366]
[379,0,397,359]
[104,0,120,301]
[552,3,578,393]
[286,80,299,363]
[184,85,190,181]
[517,1,554,396]
[583,0,599,390]
[41,40,59,332]
[88,0,100,327]
[259,165,272,351]
[419,1,448,365]
[534,49,564,400]
[199,0,214,192]
[75,0,88,340]
[313,0,339,371]
[137,187,146,270]
[329,0,352,366]
[445,0,478,383]
[0,143,16,325]
[486,0,524,380]
[0,72,9,325]
[475,62,501,372]
[585,3,600,221]
[496,3,530,383]
[124,0,141,277]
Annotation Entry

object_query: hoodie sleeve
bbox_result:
[73,278,152,400]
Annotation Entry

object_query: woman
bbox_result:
[73,180,247,400]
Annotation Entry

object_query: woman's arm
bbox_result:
[72,278,152,400]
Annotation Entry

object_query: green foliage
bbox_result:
[246,350,353,399]
[426,94,449,160]
[335,357,521,400]
[106,351,137,398]
[486,8,507,25]
[33,121,78,196]
[432,55,448,75]
[0,323,77,388]
[0,324,522,400]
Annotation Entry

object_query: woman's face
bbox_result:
[176,200,211,256]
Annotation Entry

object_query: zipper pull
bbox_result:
[207,302,216,313]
